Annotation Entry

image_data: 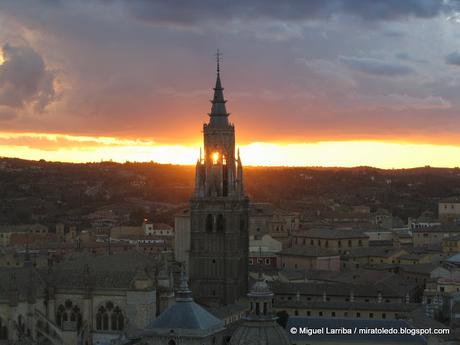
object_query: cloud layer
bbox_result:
[0,43,55,118]
[0,0,460,146]
[125,0,458,24]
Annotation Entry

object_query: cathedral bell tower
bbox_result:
[189,52,249,306]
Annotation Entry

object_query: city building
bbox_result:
[189,57,249,306]
[292,229,369,253]
[0,251,175,345]
[143,222,174,237]
[276,246,340,271]
[439,197,460,223]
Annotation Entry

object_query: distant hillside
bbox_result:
[1,157,460,225]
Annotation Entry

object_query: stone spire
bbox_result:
[175,269,193,302]
[209,50,229,127]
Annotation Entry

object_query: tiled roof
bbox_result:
[277,246,339,258]
[145,300,224,334]
[295,228,369,239]
[271,281,404,298]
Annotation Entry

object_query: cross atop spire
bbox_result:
[216,49,222,74]
[208,49,229,126]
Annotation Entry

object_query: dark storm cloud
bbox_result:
[339,56,415,77]
[0,44,56,114]
[123,0,458,25]
[446,50,460,66]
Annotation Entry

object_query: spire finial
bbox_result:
[176,262,193,302]
[216,49,222,74]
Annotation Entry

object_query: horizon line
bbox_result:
[1,155,456,171]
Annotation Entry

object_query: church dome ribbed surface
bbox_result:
[229,321,291,345]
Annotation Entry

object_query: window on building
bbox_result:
[56,300,82,331]
[0,317,8,340]
[240,219,246,232]
[382,313,386,319]
[216,214,225,232]
[369,313,374,318]
[96,302,124,331]
[206,214,213,233]
[356,312,361,318]
[56,305,66,328]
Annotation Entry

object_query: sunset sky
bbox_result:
[1,1,460,168]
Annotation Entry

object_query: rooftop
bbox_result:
[295,228,369,240]
[277,246,339,258]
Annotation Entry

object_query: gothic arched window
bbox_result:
[168,340,176,345]
[71,306,82,331]
[56,305,66,328]
[216,214,225,232]
[56,301,81,331]
[206,214,213,233]
[96,302,124,332]
[102,313,109,330]
[111,307,124,331]
[96,306,108,330]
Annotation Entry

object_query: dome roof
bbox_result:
[229,272,291,345]
[229,321,291,345]
[144,270,225,337]
[249,279,272,297]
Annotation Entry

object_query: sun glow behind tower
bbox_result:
[1,131,460,168]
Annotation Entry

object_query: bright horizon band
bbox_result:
[0,132,459,168]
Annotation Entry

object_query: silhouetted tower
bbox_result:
[189,51,249,306]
